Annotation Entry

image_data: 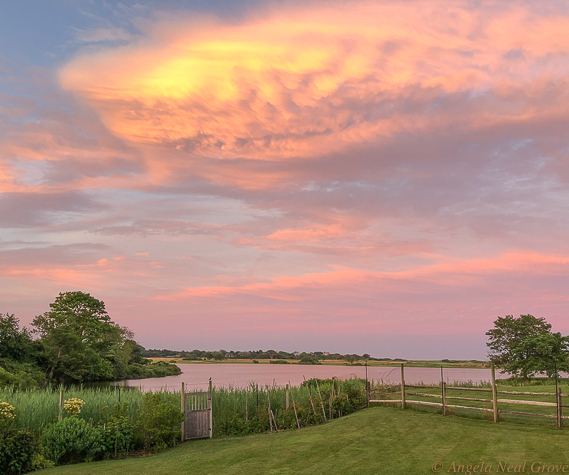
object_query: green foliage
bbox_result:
[126,360,181,379]
[298,354,321,365]
[134,392,184,452]
[0,314,45,389]
[486,314,569,378]
[26,291,179,385]
[30,453,55,471]
[0,314,36,363]
[0,362,46,389]
[0,429,36,475]
[32,291,127,383]
[99,403,133,457]
[0,386,142,435]
[212,378,366,437]
[42,417,104,464]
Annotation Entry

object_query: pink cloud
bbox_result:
[58,1,569,161]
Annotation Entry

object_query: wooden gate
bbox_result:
[181,380,212,441]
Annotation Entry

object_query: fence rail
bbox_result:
[367,364,566,428]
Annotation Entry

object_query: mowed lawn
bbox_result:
[43,406,569,475]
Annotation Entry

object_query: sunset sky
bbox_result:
[2,0,569,359]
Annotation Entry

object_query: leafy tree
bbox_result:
[486,314,569,378]
[32,291,128,382]
[0,314,35,362]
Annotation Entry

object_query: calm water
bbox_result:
[112,364,509,391]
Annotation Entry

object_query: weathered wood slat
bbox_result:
[497,398,557,407]
[446,395,493,403]
[446,404,493,413]
[404,384,439,389]
[446,386,492,392]
[499,390,557,396]
[369,399,402,403]
[500,410,556,419]
[406,392,442,398]
[406,400,443,407]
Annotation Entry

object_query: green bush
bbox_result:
[0,429,36,475]
[99,403,133,457]
[42,417,104,464]
[134,392,184,452]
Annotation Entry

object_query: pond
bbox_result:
[111,364,510,392]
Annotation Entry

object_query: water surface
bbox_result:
[113,364,508,391]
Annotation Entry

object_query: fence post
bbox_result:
[181,382,185,442]
[208,378,213,439]
[442,382,447,416]
[557,388,563,429]
[400,364,406,410]
[491,365,498,423]
[286,384,290,411]
[366,381,370,408]
[58,389,64,421]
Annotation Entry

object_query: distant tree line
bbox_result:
[0,291,180,388]
[142,348,389,364]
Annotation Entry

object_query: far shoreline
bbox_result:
[149,357,489,369]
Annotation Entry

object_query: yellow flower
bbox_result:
[0,401,16,420]
[63,398,84,416]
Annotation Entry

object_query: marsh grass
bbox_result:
[0,378,367,438]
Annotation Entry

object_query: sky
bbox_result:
[2,0,569,359]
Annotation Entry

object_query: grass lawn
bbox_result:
[43,405,569,475]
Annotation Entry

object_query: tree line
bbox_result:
[0,291,180,388]
[143,348,383,364]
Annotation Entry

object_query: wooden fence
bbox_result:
[367,364,568,428]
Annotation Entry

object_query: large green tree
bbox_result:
[0,314,34,362]
[32,291,129,382]
[486,314,569,378]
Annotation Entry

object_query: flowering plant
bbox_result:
[63,398,84,416]
[0,401,16,420]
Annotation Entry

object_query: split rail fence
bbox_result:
[366,364,568,428]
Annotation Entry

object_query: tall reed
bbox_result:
[0,377,367,438]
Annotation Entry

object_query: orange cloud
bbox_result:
[59,1,569,160]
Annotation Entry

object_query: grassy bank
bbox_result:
[41,405,569,475]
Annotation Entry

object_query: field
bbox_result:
[41,405,569,475]
[151,358,488,368]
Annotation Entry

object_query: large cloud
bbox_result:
[59,1,569,160]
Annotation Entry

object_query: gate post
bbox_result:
[181,382,186,442]
[400,364,406,410]
[208,378,213,438]
[557,388,563,429]
[491,365,498,423]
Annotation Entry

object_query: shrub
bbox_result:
[99,403,133,457]
[134,392,184,452]
[42,417,104,464]
[0,429,36,475]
